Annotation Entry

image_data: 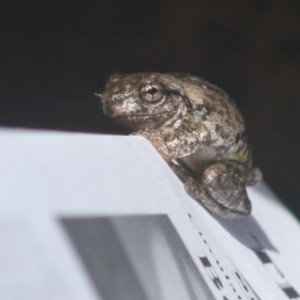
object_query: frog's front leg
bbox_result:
[184,161,251,220]
[131,119,210,160]
[130,129,174,160]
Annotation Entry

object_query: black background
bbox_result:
[1,0,300,219]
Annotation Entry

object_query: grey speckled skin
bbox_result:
[99,73,262,220]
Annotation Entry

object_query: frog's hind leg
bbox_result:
[184,161,251,220]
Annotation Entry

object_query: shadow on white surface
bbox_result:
[61,215,215,300]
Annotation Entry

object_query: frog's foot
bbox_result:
[184,161,251,220]
[130,130,176,160]
[247,167,263,186]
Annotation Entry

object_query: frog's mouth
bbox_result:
[108,110,178,130]
[104,105,178,119]
[116,111,176,118]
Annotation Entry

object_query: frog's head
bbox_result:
[99,73,192,130]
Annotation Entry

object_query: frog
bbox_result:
[98,72,262,220]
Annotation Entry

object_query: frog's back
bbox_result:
[167,74,251,170]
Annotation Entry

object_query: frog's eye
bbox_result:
[140,81,164,103]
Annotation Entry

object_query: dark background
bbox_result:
[1,0,300,219]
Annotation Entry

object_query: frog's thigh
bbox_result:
[185,161,251,220]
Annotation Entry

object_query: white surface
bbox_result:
[0,128,300,300]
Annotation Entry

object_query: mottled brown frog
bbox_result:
[99,73,262,220]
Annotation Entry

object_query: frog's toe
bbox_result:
[247,167,263,186]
